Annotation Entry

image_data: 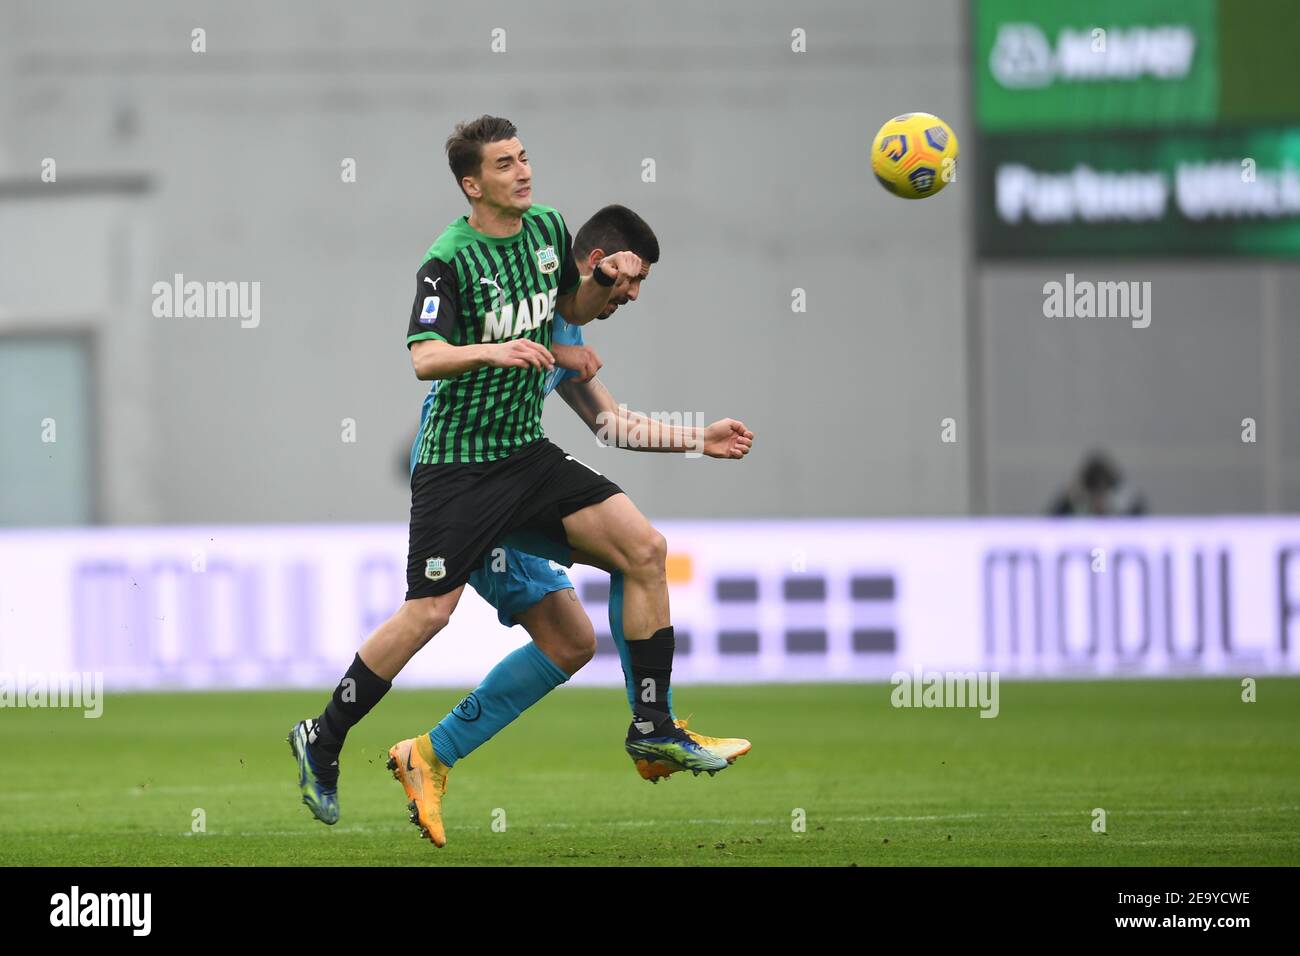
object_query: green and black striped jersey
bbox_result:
[406,204,581,464]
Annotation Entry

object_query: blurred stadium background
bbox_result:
[0,0,1297,865]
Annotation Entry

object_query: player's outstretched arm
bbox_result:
[410,339,555,381]
[556,376,753,458]
[554,251,642,326]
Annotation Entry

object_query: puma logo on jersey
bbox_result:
[479,274,506,311]
[423,276,441,290]
[482,288,558,342]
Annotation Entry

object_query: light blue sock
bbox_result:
[428,642,569,767]
[609,571,675,720]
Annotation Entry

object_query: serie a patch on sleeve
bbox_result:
[419,296,440,324]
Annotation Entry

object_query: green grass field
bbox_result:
[2,680,1297,866]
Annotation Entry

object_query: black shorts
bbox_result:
[405,439,622,600]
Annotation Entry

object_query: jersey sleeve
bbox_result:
[544,316,585,393]
[406,258,460,347]
[557,216,581,297]
[544,365,578,394]
[550,314,585,349]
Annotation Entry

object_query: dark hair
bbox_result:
[1080,452,1120,493]
[573,204,660,263]
[445,115,518,199]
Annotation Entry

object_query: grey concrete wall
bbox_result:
[7,1,1288,523]
[979,262,1299,514]
[0,0,969,523]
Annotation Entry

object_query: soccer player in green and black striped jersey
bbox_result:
[406,203,576,464]
[288,116,728,844]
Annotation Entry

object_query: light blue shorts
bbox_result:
[468,545,574,628]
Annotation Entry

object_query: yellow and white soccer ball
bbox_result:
[870,112,959,199]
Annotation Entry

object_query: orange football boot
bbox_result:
[386,735,451,847]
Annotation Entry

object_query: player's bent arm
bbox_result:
[556,377,702,454]
[410,338,554,381]
[554,251,643,326]
[618,405,706,454]
[410,340,486,381]
[554,276,613,328]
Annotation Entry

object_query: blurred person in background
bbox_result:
[1048,451,1147,517]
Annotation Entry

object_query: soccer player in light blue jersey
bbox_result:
[411,205,754,787]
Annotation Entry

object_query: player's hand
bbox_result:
[702,419,753,459]
[595,251,643,297]
[552,344,603,383]
[484,339,555,371]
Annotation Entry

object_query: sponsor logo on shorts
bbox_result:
[424,556,446,581]
[536,245,559,274]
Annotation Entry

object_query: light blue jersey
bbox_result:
[408,313,585,626]
[543,313,585,394]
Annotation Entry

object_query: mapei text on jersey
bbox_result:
[480,287,558,341]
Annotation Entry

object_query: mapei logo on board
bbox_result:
[989,22,1197,89]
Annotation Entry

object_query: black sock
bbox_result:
[315,654,392,754]
[627,626,675,735]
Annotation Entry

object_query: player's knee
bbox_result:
[404,598,451,643]
[540,611,595,674]
[549,640,594,676]
[624,527,668,578]
[565,621,597,672]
